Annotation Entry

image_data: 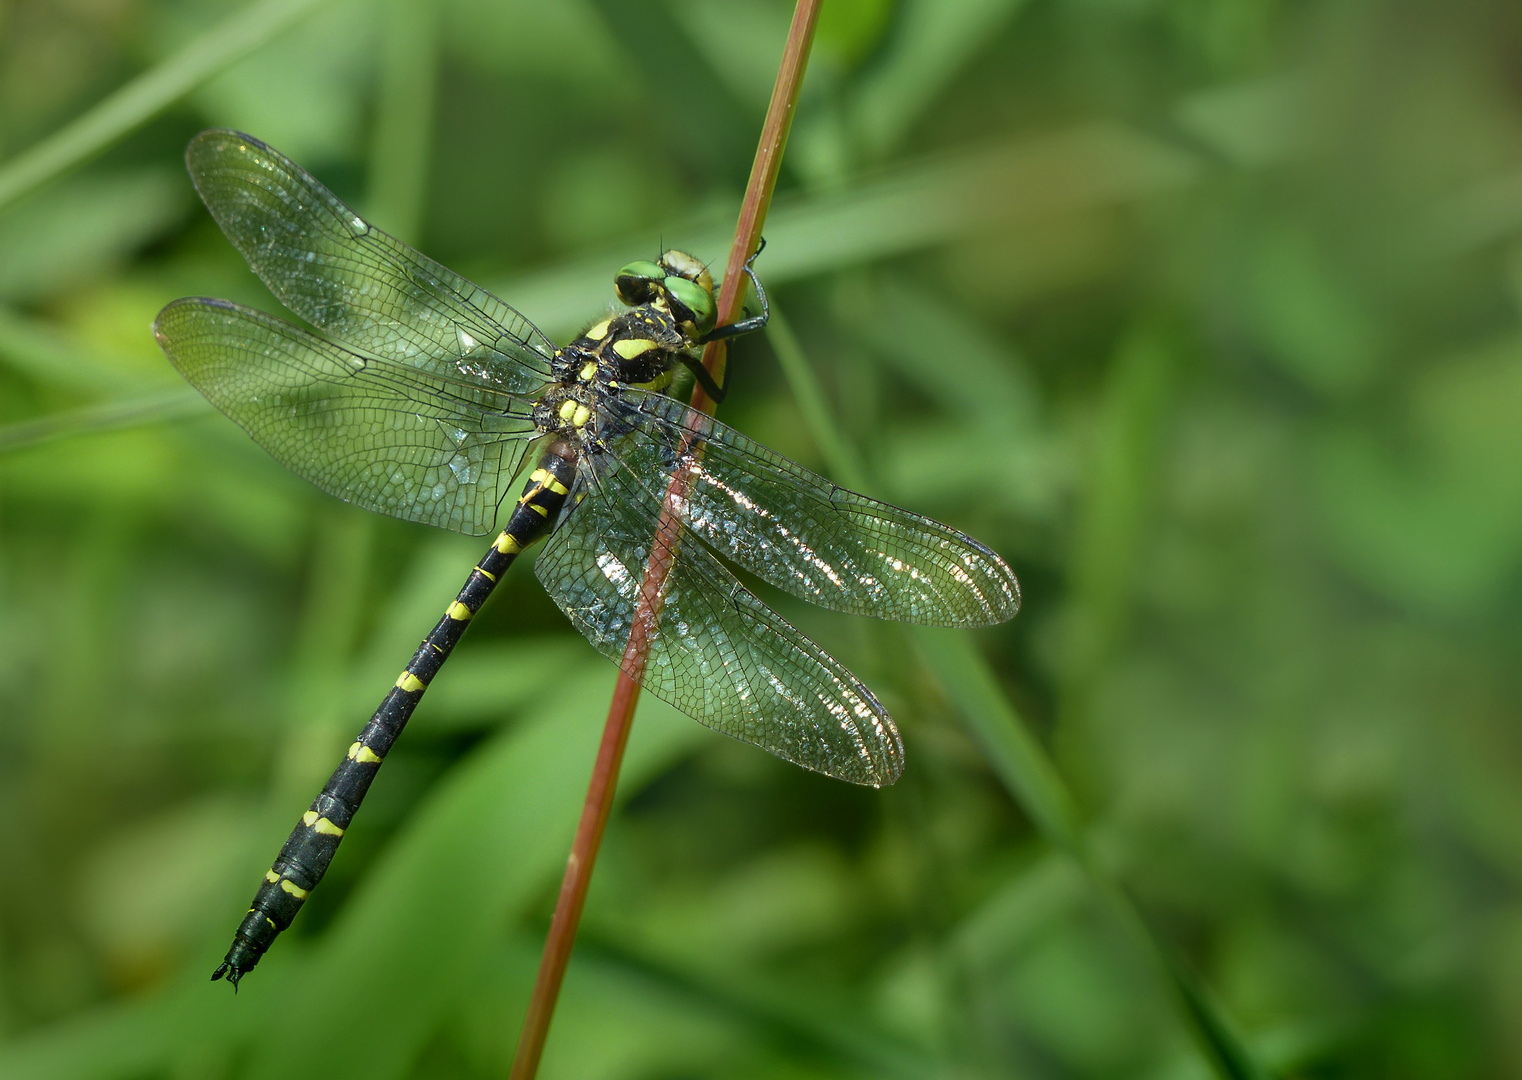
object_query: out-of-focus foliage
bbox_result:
[2,0,1520,1077]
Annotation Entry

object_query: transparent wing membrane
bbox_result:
[617,392,1021,626]
[167,128,1026,992]
[535,442,904,787]
[185,129,555,395]
[155,298,538,535]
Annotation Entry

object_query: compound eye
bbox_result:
[665,275,716,337]
[615,260,664,305]
[659,250,714,294]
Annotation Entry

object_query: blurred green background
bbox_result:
[3,0,1521,1077]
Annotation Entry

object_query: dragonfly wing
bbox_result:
[155,297,538,535]
[534,444,904,787]
[617,392,1020,627]
[185,129,554,395]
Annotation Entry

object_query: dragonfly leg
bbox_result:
[687,241,770,403]
[680,352,730,403]
[701,240,770,345]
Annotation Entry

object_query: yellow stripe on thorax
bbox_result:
[613,338,656,360]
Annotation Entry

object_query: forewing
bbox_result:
[534,448,904,787]
[185,129,554,394]
[155,297,538,535]
[617,392,1020,627]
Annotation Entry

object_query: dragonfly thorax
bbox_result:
[536,247,721,416]
[538,284,704,445]
[534,383,600,439]
[557,299,694,390]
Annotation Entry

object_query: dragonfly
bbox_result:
[154,129,1021,988]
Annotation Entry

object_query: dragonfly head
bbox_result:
[658,249,714,295]
[614,260,664,305]
[614,251,717,341]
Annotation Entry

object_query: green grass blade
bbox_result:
[850,0,1030,159]
[0,0,334,212]
[0,390,206,455]
[242,670,705,1078]
[1158,938,1275,1080]
[912,627,1084,851]
[0,306,147,394]
[571,934,936,1077]
[1057,325,1181,749]
[0,169,189,304]
[770,294,1273,1080]
[363,0,440,244]
[765,303,866,487]
[495,125,1202,337]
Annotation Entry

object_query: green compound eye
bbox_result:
[665,275,716,337]
[614,260,664,305]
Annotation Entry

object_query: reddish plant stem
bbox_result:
[691,0,819,412]
[506,4,822,1078]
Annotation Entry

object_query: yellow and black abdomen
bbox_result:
[211,441,579,988]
